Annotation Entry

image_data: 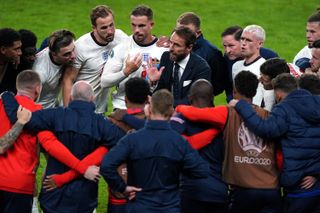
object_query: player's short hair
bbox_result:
[299,74,320,95]
[0,28,21,48]
[90,5,114,26]
[243,25,265,41]
[234,71,259,98]
[260,58,290,79]
[131,5,153,20]
[272,73,297,94]
[48,29,75,53]
[176,12,201,30]
[16,70,41,92]
[308,9,320,23]
[18,29,37,56]
[221,25,242,41]
[189,79,213,105]
[125,77,150,104]
[71,81,94,102]
[151,89,174,118]
[173,26,196,47]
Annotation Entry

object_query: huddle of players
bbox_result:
[1,3,320,213]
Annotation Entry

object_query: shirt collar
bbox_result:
[176,53,190,70]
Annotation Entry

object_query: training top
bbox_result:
[223,107,278,189]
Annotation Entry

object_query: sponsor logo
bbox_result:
[234,156,272,165]
[238,122,266,157]
[235,122,271,165]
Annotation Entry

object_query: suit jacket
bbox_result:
[194,34,227,96]
[155,51,211,106]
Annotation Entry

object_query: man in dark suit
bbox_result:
[147,26,211,106]
[177,12,227,96]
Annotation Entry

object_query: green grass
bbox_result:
[1,0,319,212]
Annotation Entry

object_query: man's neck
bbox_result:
[134,35,155,46]
[150,113,168,121]
[92,32,109,46]
[237,95,252,104]
[17,90,36,101]
[49,52,62,66]
[245,52,260,64]
[192,100,213,108]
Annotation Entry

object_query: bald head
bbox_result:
[71,81,94,102]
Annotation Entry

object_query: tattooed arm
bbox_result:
[0,105,31,154]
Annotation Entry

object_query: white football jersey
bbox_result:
[101,35,168,109]
[74,29,129,113]
[232,57,275,111]
[293,45,311,64]
[33,48,63,109]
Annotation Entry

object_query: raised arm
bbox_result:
[122,114,145,130]
[1,91,20,124]
[62,66,79,107]
[234,99,288,138]
[183,128,220,150]
[0,106,31,154]
[101,52,142,88]
[175,105,228,129]
[182,140,210,178]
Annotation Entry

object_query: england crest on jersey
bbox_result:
[102,50,114,62]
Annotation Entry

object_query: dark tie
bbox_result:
[173,63,180,99]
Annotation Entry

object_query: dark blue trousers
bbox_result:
[107,203,127,213]
[0,190,33,213]
[284,195,320,213]
[229,188,282,213]
[181,196,228,213]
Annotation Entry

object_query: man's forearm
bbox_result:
[62,66,79,107]
[0,121,24,154]
[62,81,72,107]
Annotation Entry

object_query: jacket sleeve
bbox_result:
[1,91,19,124]
[122,114,145,130]
[154,52,169,91]
[52,146,108,187]
[182,139,210,178]
[235,99,288,138]
[176,105,227,129]
[37,131,81,172]
[100,119,126,149]
[184,128,220,150]
[196,58,211,82]
[170,114,187,134]
[100,137,130,193]
[209,50,227,96]
[1,92,56,132]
